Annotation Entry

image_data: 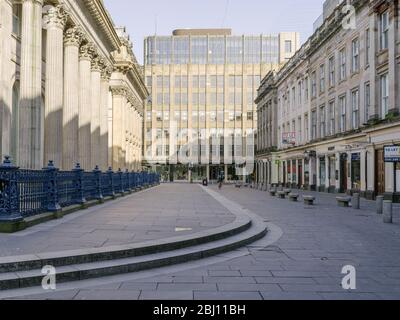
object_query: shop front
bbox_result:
[304,159,310,189]
[328,155,336,193]
[291,160,297,189]
[298,160,303,189]
[351,153,361,194]
[383,145,400,203]
[319,157,326,192]
[339,153,348,194]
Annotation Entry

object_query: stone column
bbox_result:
[135,108,139,170]
[0,0,13,159]
[43,5,67,168]
[78,43,94,171]
[335,152,341,193]
[100,66,111,171]
[271,158,278,185]
[130,104,134,169]
[63,27,83,170]
[136,109,140,170]
[360,149,367,196]
[309,157,316,190]
[131,108,135,170]
[347,152,352,192]
[325,155,330,192]
[366,147,375,199]
[111,87,127,170]
[125,103,131,170]
[316,157,321,190]
[90,56,102,169]
[139,111,143,170]
[19,0,44,169]
[121,97,129,169]
[255,162,259,187]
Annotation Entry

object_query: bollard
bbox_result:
[383,201,393,224]
[376,196,384,215]
[352,193,360,210]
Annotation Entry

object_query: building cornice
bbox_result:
[81,0,121,52]
[272,0,367,87]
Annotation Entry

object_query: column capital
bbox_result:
[79,42,95,61]
[110,86,128,97]
[91,56,103,72]
[64,26,84,47]
[101,64,113,81]
[43,5,68,30]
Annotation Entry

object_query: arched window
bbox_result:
[12,4,22,36]
[11,81,20,164]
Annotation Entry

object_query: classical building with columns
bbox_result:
[0,0,146,172]
[255,0,400,202]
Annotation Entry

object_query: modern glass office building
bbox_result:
[143,29,299,182]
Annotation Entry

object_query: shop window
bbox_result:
[319,158,326,187]
[329,157,336,187]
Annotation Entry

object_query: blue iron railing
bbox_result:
[0,157,160,222]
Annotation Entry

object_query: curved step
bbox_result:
[0,220,267,290]
[0,214,251,274]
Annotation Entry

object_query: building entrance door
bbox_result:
[375,149,385,195]
[283,162,287,185]
[298,162,303,188]
[210,165,224,181]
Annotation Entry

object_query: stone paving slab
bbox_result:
[5,184,400,300]
[0,184,235,257]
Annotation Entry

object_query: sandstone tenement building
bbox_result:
[255,0,400,202]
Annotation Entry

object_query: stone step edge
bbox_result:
[0,222,267,291]
[0,216,251,273]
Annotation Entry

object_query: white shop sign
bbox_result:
[384,146,400,163]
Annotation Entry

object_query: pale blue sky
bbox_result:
[104,0,324,64]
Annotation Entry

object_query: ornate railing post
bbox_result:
[73,163,86,205]
[107,167,116,198]
[138,172,142,188]
[132,172,137,191]
[43,161,61,213]
[93,165,104,202]
[118,168,125,194]
[126,169,131,193]
[0,156,22,223]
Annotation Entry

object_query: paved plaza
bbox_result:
[1,183,399,300]
[0,184,235,257]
